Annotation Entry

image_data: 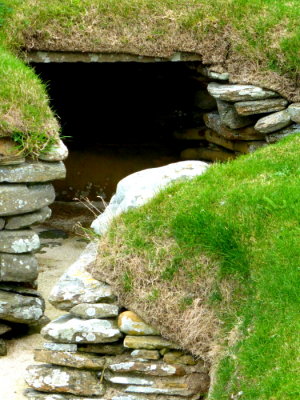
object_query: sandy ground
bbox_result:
[0,232,87,400]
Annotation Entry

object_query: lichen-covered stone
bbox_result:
[124,336,179,350]
[130,350,160,360]
[39,139,68,162]
[34,349,109,370]
[0,290,44,323]
[216,100,253,129]
[5,207,52,230]
[41,314,122,344]
[204,112,264,140]
[70,303,119,319]
[207,83,278,102]
[0,230,40,253]
[43,342,78,352]
[0,184,55,217]
[234,98,288,116]
[118,311,159,336]
[287,103,300,123]
[266,124,300,144]
[26,364,105,396]
[49,242,116,311]
[0,161,66,183]
[254,110,292,133]
[78,342,125,355]
[108,361,186,376]
[0,253,38,282]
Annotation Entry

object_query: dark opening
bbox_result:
[32,62,206,202]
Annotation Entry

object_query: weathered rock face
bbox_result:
[216,99,253,129]
[234,98,288,116]
[207,83,278,101]
[287,103,300,123]
[91,161,209,235]
[254,110,292,133]
[0,253,39,282]
[39,139,69,162]
[70,303,119,319]
[0,161,66,183]
[5,207,51,230]
[0,230,40,253]
[118,311,160,336]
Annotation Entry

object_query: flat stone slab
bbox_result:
[0,289,44,324]
[287,103,300,123]
[70,303,119,319]
[131,350,160,360]
[34,349,109,370]
[5,207,51,230]
[78,342,125,355]
[0,184,55,217]
[49,242,116,311]
[207,83,278,102]
[0,253,38,282]
[108,361,186,376]
[216,100,253,129]
[255,110,292,133]
[26,364,105,396]
[124,336,179,350]
[41,314,122,344]
[43,342,78,352]
[118,311,159,336]
[25,389,106,399]
[0,161,66,183]
[91,161,209,235]
[0,230,40,253]
[234,98,288,116]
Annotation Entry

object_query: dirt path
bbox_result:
[0,233,87,400]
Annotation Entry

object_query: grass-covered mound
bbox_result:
[91,135,300,399]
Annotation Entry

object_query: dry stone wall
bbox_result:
[25,243,210,400]
[178,67,300,162]
[0,138,67,355]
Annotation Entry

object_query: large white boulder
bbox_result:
[91,161,209,235]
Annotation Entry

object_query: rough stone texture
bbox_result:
[26,364,105,396]
[205,129,266,154]
[287,103,300,123]
[91,161,209,235]
[216,100,253,129]
[118,311,159,336]
[163,352,197,366]
[25,389,105,399]
[41,314,122,344]
[266,124,300,144]
[43,343,78,352]
[39,140,69,161]
[124,336,179,350]
[207,83,278,102]
[0,138,25,165]
[131,350,160,360]
[0,289,44,323]
[0,230,40,253]
[0,161,66,183]
[0,337,7,355]
[78,342,125,355]
[194,90,217,110]
[49,242,116,311]
[254,110,292,133]
[0,322,11,335]
[0,253,38,282]
[5,207,52,230]
[204,112,264,140]
[181,145,236,162]
[108,361,186,376]
[0,218,5,230]
[34,349,109,370]
[234,98,288,116]
[70,303,119,319]
[0,183,55,217]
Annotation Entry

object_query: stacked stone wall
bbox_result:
[0,138,67,355]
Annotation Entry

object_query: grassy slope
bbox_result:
[0,0,299,146]
[94,135,300,399]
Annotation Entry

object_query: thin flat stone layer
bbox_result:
[25,389,105,399]
[216,100,253,129]
[255,110,292,133]
[124,336,179,350]
[131,350,160,360]
[5,207,51,230]
[49,242,116,311]
[0,230,40,253]
[108,361,186,376]
[26,364,105,396]
[0,184,55,217]
[41,314,122,344]
[0,290,44,323]
[287,103,300,123]
[118,311,159,336]
[0,253,38,282]
[207,83,278,102]
[43,342,78,352]
[234,98,288,116]
[70,303,119,319]
[34,349,109,370]
[78,342,125,355]
[0,161,66,183]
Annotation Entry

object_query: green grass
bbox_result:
[99,135,300,399]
